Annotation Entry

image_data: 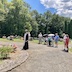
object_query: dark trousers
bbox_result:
[49,41,51,46]
[23,42,29,50]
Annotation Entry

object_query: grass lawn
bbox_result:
[32,40,63,44]
[31,40,39,44]
[0,38,71,45]
[0,38,23,42]
[58,41,63,44]
[69,48,72,53]
[0,60,2,64]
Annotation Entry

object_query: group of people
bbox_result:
[38,32,70,52]
[22,29,70,52]
[38,33,59,47]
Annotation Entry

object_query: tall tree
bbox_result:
[64,21,68,33]
[68,20,72,38]
[43,11,52,34]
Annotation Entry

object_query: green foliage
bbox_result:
[64,21,69,33]
[25,22,32,32]
[69,48,72,53]
[68,20,72,39]
[64,20,72,38]
[31,21,38,37]
[0,46,13,59]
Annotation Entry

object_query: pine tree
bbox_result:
[68,20,72,38]
[64,21,68,33]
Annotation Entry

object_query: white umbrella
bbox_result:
[48,34,54,36]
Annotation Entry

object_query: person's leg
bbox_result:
[66,43,69,52]
[47,41,49,46]
[49,41,50,46]
[39,38,40,44]
[23,42,26,50]
[64,41,66,50]
[55,41,56,47]
[41,38,42,44]
[56,42,58,47]
[40,38,42,44]
[55,41,58,48]
[25,42,29,50]
[51,40,53,47]
[50,41,51,46]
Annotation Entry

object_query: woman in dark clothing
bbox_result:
[48,36,52,46]
[23,30,29,50]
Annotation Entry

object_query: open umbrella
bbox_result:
[43,34,48,37]
[48,34,54,36]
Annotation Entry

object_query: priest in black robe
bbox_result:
[23,30,30,50]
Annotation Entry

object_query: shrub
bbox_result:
[0,46,13,59]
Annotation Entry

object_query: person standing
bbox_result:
[23,29,29,50]
[65,34,69,52]
[48,36,52,46]
[54,33,59,48]
[38,32,42,44]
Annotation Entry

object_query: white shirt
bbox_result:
[63,35,67,42]
[38,34,42,38]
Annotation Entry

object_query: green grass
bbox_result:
[0,60,2,64]
[0,59,3,64]
[0,38,71,45]
[31,40,63,44]
[69,48,72,53]
[32,40,39,43]
[58,41,63,44]
[0,38,23,42]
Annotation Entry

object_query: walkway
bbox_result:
[8,42,72,72]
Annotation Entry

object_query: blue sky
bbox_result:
[8,0,11,2]
[24,0,56,14]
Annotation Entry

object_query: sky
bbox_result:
[8,0,72,18]
[25,0,56,14]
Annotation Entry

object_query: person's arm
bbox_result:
[58,36,60,41]
[28,33,31,40]
[23,33,26,45]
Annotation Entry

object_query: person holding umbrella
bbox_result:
[48,34,54,47]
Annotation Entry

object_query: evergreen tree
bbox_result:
[68,20,72,38]
[64,21,68,33]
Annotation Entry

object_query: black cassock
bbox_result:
[23,33,29,50]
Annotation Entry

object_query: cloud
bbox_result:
[40,0,72,18]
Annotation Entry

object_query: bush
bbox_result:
[0,46,13,59]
